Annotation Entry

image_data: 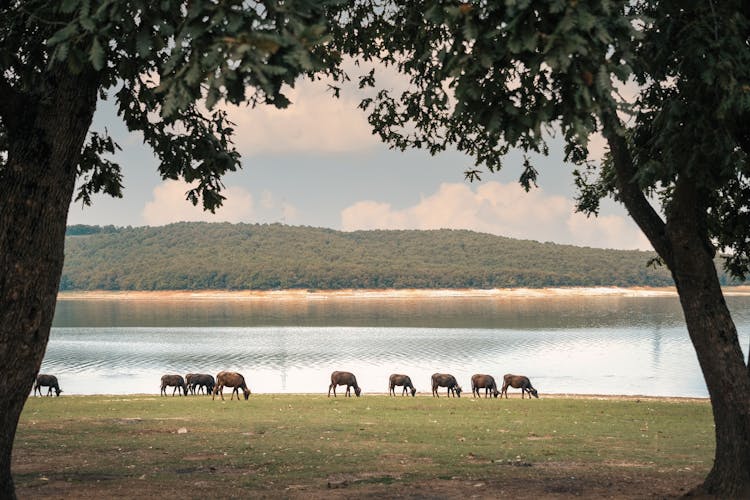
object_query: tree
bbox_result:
[332,0,750,496]
[0,1,340,497]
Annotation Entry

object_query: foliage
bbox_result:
[1,0,342,210]
[58,222,689,291]
[331,1,750,278]
[65,224,120,236]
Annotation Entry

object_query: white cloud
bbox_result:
[142,181,256,226]
[221,79,377,156]
[141,181,302,226]
[341,181,652,251]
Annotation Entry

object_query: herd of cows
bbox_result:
[32,371,539,400]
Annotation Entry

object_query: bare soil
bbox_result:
[13,437,710,500]
[14,462,707,499]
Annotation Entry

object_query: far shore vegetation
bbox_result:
[62,222,741,292]
[15,394,711,499]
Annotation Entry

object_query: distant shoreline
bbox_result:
[57,285,750,301]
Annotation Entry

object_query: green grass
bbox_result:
[13,395,714,497]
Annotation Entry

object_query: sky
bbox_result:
[68,71,653,252]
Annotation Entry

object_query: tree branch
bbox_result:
[600,109,673,268]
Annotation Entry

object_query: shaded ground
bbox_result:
[13,453,706,499]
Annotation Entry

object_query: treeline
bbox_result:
[66,224,121,236]
[60,222,730,291]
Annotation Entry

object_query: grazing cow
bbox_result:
[328,371,361,397]
[185,373,196,393]
[212,371,251,400]
[471,374,499,398]
[501,374,539,399]
[389,374,416,397]
[431,373,462,398]
[186,373,215,395]
[34,374,62,397]
[161,374,188,396]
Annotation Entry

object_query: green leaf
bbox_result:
[89,37,105,71]
[61,0,80,14]
[47,23,79,47]
[79,16,95,32]
[136,31,152,59]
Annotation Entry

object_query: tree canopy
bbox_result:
[333,1,750,277]
[1,0,341,209]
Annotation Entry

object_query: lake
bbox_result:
[43,291,750,397]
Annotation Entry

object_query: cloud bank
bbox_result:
[341,181,652,251]
[222,79,377,156]
[141,181,298,226]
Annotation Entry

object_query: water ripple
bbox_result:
[41,300,750,398]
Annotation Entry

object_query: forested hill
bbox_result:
[61,222,690,291]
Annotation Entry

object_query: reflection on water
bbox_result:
[45,295,750,397]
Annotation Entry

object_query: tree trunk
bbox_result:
[0,67,98,499]
[666,218,750,497]
[604,113,750,496]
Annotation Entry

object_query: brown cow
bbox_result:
[34,374,62,397]
[501,374,539,399]
[160,374,188,396]
[431,373,462,398]
[471,374,499,398]
[212,371,251,400]
[328,371,361,397]
[389,374,416,397]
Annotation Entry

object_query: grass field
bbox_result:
[13,394,713,499]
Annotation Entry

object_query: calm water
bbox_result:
[43,294,750,397]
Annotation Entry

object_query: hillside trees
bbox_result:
[60,223,676,290]
[332,1,750,495]
[0,1,340,497]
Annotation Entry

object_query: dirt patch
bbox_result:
[15,460,704,499]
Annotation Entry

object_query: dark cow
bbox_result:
[212,371,251,400]
[501,374,539,399]
[328,371,361,397]
[431,373,462,398]
[388,374,416,397]
[186,373,215,395]
[160,374,188,396]
[471,374,499,398]
[34,374,62,397]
